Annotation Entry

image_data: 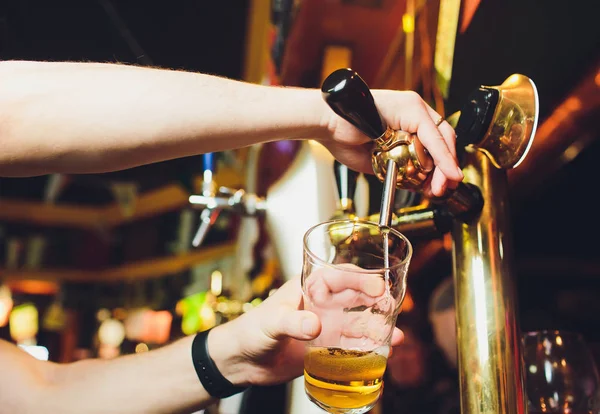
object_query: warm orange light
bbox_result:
[125,309,173,344]
[7,280,58,295]
[402,290,415,312]
[113,307,127,321]
[152,311,173,344]
[564,97,582,111]
[443,233,453,251]
[321,46,352,84]
[460,0,482,33]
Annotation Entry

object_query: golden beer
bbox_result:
[304,346,388,412]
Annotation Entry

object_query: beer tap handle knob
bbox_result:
[334,160,360,204]
[321,68,387,140]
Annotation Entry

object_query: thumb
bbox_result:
[264,309,321,341]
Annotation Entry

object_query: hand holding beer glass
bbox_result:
[302,219,412,413]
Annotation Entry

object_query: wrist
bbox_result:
[271,85,332,142]
[307,88,336,142]
[206,323,250,387]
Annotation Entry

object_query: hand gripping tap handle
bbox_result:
[322,68,483,224]
[322,68,398,227]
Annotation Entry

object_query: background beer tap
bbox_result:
[189,152,266,248]
[332,160,360,219]
[191,153,220,247]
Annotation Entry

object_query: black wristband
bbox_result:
[191,329,247,399]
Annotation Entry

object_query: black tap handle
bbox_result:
[334,160,360,202]
[454,87,499,151]
[321,68,387,140]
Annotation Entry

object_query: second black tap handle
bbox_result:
[321,68,387,140]
[334,160,360,203]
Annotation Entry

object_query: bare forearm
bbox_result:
[35,328,243,414]
[26,337,201,414]
[0,60,327,176]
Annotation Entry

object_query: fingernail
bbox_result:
[456,166,464,179]
[302,317,315,336]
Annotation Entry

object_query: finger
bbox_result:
[430,168,449,196]
[418,106,458,196]
[438,121,458,162]
[391,327,404,346]
[400,103,462,182]
[437,122,461,190]
[423,106,458,162]
[263,309,321,341]
[267,275,303,308]
[432,116,461,191]
[417,120,463,182]
[308,266,385,298]
[307,280,384,309]
[421,173,436,199]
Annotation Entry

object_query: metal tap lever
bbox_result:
[189,187,266,216]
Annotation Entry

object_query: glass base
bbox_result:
[305,389,377,414]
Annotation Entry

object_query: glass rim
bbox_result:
[303,218,413,273]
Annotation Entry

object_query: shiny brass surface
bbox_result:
[451,150,527,414]
[372,129,434,190]
[367,202,437,238]
[339,198,354,214]
[331,199,356,221]
[373,127,402,151]
[476,74,539,169]
[326,202,440,245]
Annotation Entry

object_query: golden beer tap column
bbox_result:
[451,74,539,414]
[452,150,527,413]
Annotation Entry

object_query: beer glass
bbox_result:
[523,330,600,413]
[301,219,412,414]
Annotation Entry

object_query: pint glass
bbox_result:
[301,219,412,413]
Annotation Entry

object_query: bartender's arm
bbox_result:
[0,60,461,195]
[0,277,403,414]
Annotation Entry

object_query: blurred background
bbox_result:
[0,0,598,413]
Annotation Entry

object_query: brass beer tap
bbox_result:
[321,68,483,227]
[189,152,266,248]
[322,68,540,414]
